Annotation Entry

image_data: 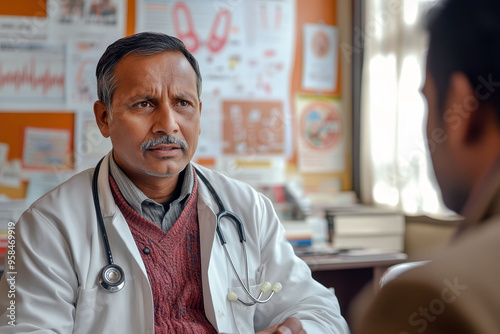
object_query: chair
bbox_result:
[379,261,431,288]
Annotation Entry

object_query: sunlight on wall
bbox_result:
[374,181,399,206]
[368,53,397,165]
[404,0,419,26]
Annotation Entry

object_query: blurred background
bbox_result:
[0,0,460,321]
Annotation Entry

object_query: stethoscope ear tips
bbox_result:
[271,282,282,293]
[259,281,272,293]
[99,264,125,292]
[227,290,239,302]
[226,281,283,305]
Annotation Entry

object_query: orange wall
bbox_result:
[0,0,46,17]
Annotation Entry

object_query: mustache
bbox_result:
[140,136,188,151]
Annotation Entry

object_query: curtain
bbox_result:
[360,0,455,218]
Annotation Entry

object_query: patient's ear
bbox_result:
[94,101,111,138]
[444,72,485,148]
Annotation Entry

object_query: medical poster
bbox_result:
[66,40,108,107]
[74,110,112,171]
[295,95,345,173]
[0,15,49,41]
[0,143,8,167]
[222,100,285,155]
[216,156,286,187]
[47,0,125,41]
[302,23,338,91]
[135,0,296,158]
[22,127,72,171]
[0,160,21,188]
[0,42,66,108]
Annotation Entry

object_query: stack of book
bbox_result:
[325,205,405,252]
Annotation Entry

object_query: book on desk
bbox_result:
[325,205,405,252]
[283,204,406,256]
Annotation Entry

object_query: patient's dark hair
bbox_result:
[426,0,500,120]
[96,32,202,111]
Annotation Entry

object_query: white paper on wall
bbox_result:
[0,15,49,41]
[302,23,338,91]
[47,0,125,41]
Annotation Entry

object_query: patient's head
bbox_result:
[422,0,500,213]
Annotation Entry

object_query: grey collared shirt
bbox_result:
[109,155,194,233]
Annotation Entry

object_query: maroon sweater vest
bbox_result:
[109,174,217,334]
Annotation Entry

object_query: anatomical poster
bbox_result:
[295,95,345,173]
[136,0,295,158]
[222,100,285,155]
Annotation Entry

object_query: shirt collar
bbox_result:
[108,154,194,215]
[456,154,500,234]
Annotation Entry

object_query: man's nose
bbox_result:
[152,103,180,135]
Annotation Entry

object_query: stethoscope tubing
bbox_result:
[93,157,115,266]
[194,167,279,306]
[92,159,279,303]
[194,167,246,244]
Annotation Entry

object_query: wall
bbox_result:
[0,0,352,207]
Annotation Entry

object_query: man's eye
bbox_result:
[178,100,190,107]
[133,101,152,108]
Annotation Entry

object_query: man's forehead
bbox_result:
[116,50,185,66]
[114,51,195,79]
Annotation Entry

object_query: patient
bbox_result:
[352,0,500,333]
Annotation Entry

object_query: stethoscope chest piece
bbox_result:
[99,264,125,292]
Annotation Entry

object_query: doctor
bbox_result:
[0,32,349,333]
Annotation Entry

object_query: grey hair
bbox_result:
[95,32,202,112]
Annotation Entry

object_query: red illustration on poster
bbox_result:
[296,96,345,172]
[222,100,285,155]
[300,101,341,151]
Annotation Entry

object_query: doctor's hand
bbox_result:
[256,317,306,334]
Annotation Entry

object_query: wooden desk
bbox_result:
[301,252,407,289]
[299,251,407,325]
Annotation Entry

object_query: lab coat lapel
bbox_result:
[197,169,235,334]
[96,152,148,276]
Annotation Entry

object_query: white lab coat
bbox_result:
[0,153,349,333]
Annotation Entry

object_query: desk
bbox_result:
[299,251,407,324]
[301,251,407,289]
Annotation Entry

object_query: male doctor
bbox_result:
[0,32,349,334]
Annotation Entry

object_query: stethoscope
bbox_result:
[92,157,282,306]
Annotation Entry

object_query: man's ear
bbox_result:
[94,101,111,138]
[445,72,484,147]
